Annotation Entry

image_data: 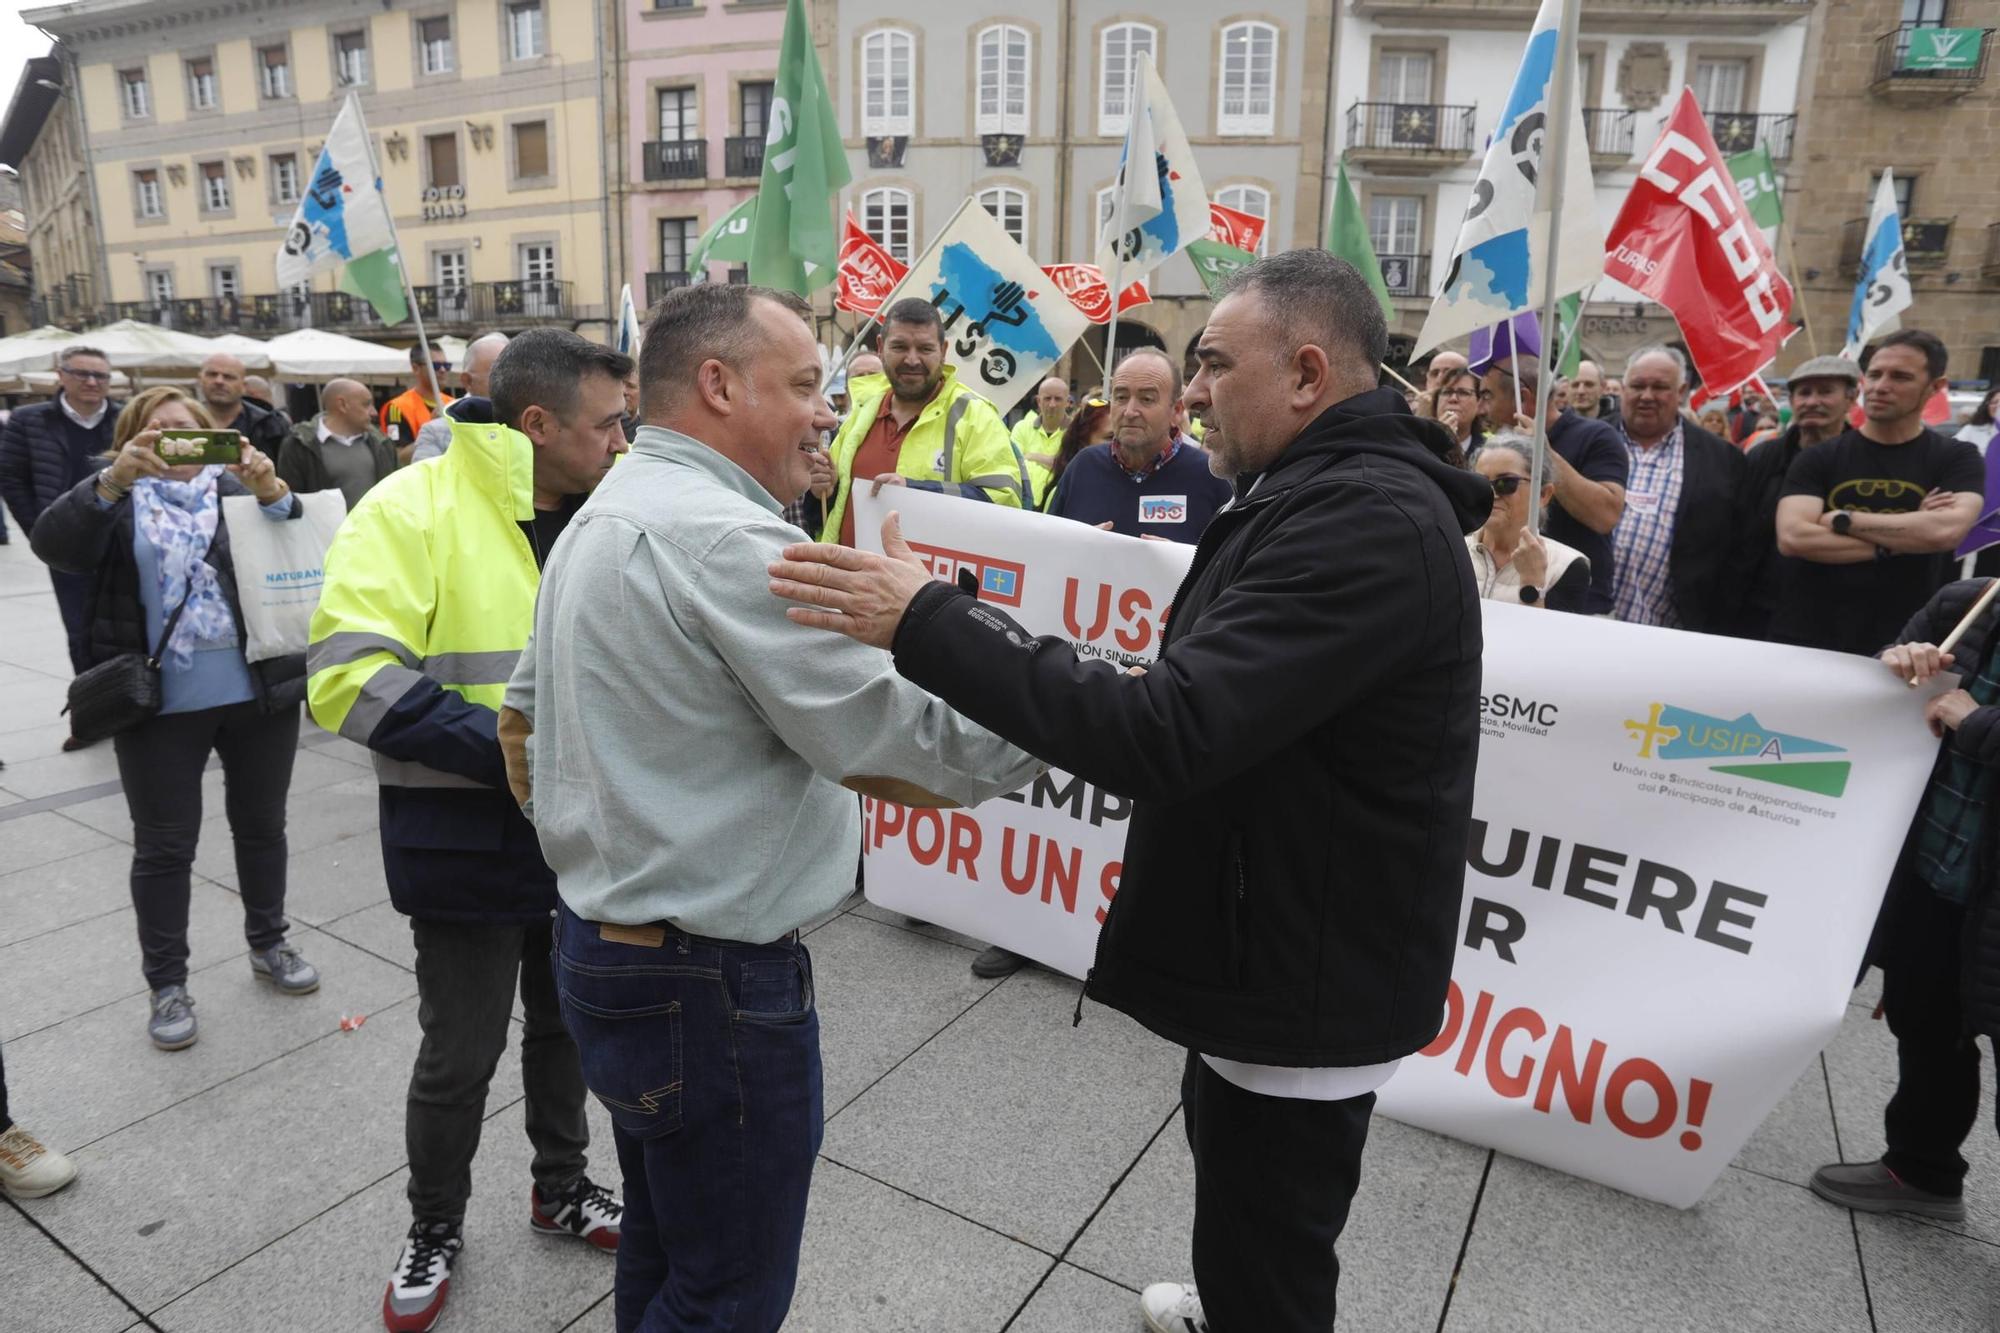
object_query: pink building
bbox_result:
[613,0,785,308]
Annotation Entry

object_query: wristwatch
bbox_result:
[1519,585,1541,605]
[1830,510,1854,536]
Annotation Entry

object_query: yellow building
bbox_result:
[22,0,613,342]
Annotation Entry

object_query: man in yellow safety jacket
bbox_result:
[308,328,633,1333]
[816,297,1029,547]
[1010,375,1070,508]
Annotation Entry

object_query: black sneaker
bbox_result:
[530,1176,622,1252]
[972,945,1026,979]
[383,1220,462,1332]
[1810,1160,1966,1221]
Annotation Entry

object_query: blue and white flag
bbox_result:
[276,94,397,290]
[1842,170,1912,360]
[616,283,642,357]
[1413,0,1601,356]
[1095,56,1210,281]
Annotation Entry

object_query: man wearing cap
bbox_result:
[1736,356,1860,640]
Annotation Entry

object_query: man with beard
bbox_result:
[1735,356,1860,640]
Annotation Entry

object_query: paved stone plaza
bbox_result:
[1,535,1995,1332]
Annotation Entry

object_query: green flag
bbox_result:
[1904,27,1983,71]
[1726,146,1784,233]
[747,0,852,294]
[1186,239,1256,299]
[1325,161,1393,321]
[689,197,758,277]
[1553,291,1582,379]
[336,247,409,326]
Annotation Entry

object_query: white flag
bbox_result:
[1094,56,1209,280]
[1842,170,1912,360]
[616,284,642,357]
[1413,0,1601,356]
[276,94,397,289]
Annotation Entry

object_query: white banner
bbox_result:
[856,486,1945,1208]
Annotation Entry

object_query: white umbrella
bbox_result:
[263,328,410,380]
[432,335,468,365]
[0,325,87,377]
[78,319,217,371]
[203,333,274,371]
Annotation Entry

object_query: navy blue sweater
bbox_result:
[1047,441,1234,544]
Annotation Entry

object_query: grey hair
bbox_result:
[1473,429,1553,480]
[1625,344,1689,387]
[57,344,108,369]
[638,282,800,418]
[489,328,635,430]
[1218,249,1389,374]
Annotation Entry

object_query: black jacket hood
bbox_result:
[1250,387,1493,537]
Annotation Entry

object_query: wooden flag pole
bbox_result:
[1780,222,1820,357]
[1523,0,1584,535]
[1912,578,2000,686]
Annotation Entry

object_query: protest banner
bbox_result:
[854,486,1943,1209]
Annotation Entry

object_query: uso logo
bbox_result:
[1139,495,1189,524]
[908,541,1027,607]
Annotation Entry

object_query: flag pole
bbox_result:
[350,93,442,409]
[1524,0,1582,535]
[1101,54,1143,385]
[1780,222,1819,357]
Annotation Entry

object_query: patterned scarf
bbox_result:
[131,470,237,669]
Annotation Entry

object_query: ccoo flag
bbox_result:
[1413,0,1601,355]
[277,94,405,324]
[746,0,852,294]
[1095,55,1210,280]
[1843,170,1912,360]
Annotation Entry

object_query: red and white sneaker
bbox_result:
[530,1176,622,1252]
[382,1220,462,1333]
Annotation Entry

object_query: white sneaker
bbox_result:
[0,1123,78,1199]
[1141,1281,1209,1333]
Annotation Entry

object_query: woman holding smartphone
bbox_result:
[30,386,319,1051]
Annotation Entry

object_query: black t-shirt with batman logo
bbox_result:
[1775,426,1985,654]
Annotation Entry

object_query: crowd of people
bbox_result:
[0,254,1997,1333]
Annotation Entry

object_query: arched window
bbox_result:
[862,28,915,137]
[977,185,1028,247]
[1099,22,1158,137]
[1215,184,1272,255]
[861,186,914,262]
[976,25,1030,136]
[1218,21,1278,136]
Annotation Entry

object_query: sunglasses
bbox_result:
[1490,473,1533,497]
[62,368,111,383]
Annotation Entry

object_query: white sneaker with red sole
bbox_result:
[382,1220,461,1333]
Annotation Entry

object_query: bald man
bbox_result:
[200,352,293,457]
[1011,375,1071,505]
[412,332,511,462]
[278,377,397,512]
[847,351,884,382]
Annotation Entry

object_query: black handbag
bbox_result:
[62,593,193,744]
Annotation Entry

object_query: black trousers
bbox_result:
[49,568,92,676]
[1880,885,1998,1197]
[1181,1050,1374,1333]
[112,701,299,990]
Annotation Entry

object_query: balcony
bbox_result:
[1841,216,1955,275]
[724,135,764,179]
[1378,254,1431,300]
[472,279,573,325]
[645,271,692,307]
[642,139,708,183]
[28,273,95,330]
[1985,222,2000,283]
[409,284,472,327]
[1582,108,1635,163]
[1344,102,1477,173]
[1873,23,1992,100]
[1346,0,1810,34]
[1705,111,1793,162]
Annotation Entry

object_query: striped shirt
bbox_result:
[1611,423,1685,627]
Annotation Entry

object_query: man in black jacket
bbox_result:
[768,250,1491,1333]
[1736,355,1860,640]
[199,353,292,460]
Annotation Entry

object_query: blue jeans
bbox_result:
[553,903,823,1333]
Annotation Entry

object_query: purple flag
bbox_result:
[1467,312,1544,374]
[1957,442,2000,558]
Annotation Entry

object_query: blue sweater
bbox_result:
[1047,441,1234,544]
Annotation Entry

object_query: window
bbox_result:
[520,243,558,284]
[861,186,913,262]
[425,133,460,190]
[1378,50,1434,104]
[146,270,175,304]
[1099,22,1157,136]
[1692,58,1751,113]
[658,88,696,141]
[1903,0,1948,25]
[513,120,550,180]
[419,17,454,75]
[741,81,774,141]
[660,217,696,274]
[1870,171,1916,214]
[1215,184,1271,255]
[507,0,545,60]
[1367,194,1423,257]
[271,153,301,204]
[862,28,914,136]
[1578,51,1597,105]
[210,266,239,299]
[260,45,292,98]
[976,24,1030,136]
[186,57,216,111]
[335,31,370,87]
[977,185,1027,246]
[200,160,231,212]
[1218,22,1277,135]
[433,250,468,291]
[134,169,163,219]
[120,68,150,118]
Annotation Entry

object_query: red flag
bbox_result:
[1208,203,1265,255]
[1849,385,1956,430]
[1040,263,1152,326]
[835,214,907,317]
[1603,89,1794,392]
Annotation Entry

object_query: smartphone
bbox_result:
[155,429,244,466]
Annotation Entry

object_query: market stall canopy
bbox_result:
[202,333,274,371]
[76,319,218,371]
[0,325,89,377]
[263,329,412,380]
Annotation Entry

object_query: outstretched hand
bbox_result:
[768,512,934,650]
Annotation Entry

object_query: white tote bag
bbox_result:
[222,490,347,662]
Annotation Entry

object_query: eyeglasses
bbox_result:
[1439,387,1477,400]
[1489,473,1532,497]
[61,368,111,383]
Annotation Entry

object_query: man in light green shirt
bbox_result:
[1011,374,1070,507]
[501,284,1041,1329]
